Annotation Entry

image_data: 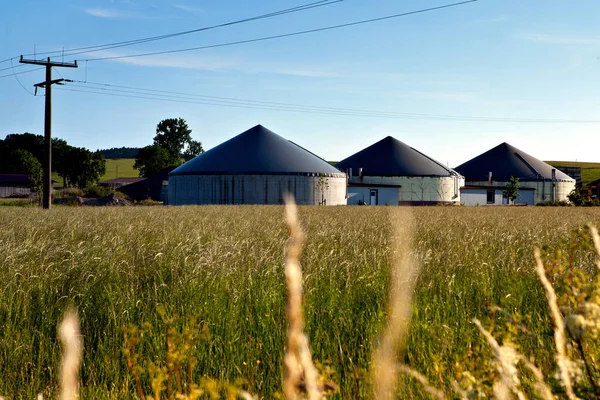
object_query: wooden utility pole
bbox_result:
[20,56,77,209]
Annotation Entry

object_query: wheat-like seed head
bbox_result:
[473,319,526,400]
[534,248,578,400]
[397,364,445,400]
[59,309,82,400]
[589,225,600,270]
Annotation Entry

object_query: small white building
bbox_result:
[455,142,576,205]
[336,136,464,205]
[168,125,347,205]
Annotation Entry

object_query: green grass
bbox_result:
[0,198,35,207]
[52,159,138,189]
[1,207,600,398]
[100,158,139,181]
[546,160,600,185]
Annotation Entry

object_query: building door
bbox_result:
[370,189,378,206]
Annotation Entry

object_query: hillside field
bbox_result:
[100,158,139,181]
[546,160,600,185]
[52,158,138,189]
[1,206,600,398]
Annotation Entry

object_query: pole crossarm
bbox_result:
[34,78,65,88]
[20,56,78,68]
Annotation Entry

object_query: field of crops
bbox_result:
[1,206,600,398]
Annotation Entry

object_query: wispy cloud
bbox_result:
[88,50,342,78]
[468,16,508,26]
[85,8,143,19]
[395,91,482,104]
[171,3,203,13]
[517,33,600,45]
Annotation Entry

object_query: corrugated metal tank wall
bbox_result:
[169,174,347,205]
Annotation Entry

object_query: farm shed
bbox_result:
[455,142,576,205]
[168,125,347,205]
[98,177,145,190]
[0,174,33,197]
[120,166,176,202]
[335,136,464,205]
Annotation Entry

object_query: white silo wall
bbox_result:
[169,174,347,205]
[347,175,464,205]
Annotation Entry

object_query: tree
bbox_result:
[134,118,203,176]
[3,149,43,193]
[153,118,203,161]
[568,188,590,206]
[503,176,520,205]
[63,148,106,188]
[182,139,203,161]
[134,145,173,178]
[3,133,44,161]
[52,138,73,188]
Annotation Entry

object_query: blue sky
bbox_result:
[1,0,599,166]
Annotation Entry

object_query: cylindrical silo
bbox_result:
[168,125,347,205]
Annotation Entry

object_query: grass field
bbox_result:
[52,159,138,189]
[100,158,139,181]
[1,206,600,398]
[546,160,600,185]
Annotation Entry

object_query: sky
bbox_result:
[1,0,599,167]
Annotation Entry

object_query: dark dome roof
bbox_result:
[455,142,574,182]
[170,125,343,176]
[336,136,457,177]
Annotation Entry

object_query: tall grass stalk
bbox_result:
[534,248,577,400]
[283,198,321,400]
[58,310,82,400]
[373,209,419,399]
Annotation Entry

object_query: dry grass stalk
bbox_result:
[397,364,445,400]
[534,248,578,400]
[283,197,321,400]
[451,380,470,400]
[373,209,419,400]
[516,355,555,400]
[58,309,82,400]
[589,225,600,270]
[473,319,525,400]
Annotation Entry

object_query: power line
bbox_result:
[0,62,27,73]
[0,66,45,79]
[58,81,600,124]
[19,0,342,60]
[83,0,478,62]
[10,58,35,95]
[0,56,19,65]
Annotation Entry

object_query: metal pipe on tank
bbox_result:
[552,169,557,202]
[488,171,492,184]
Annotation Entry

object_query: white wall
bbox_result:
[461,188,535,205]
[347,187,399,205]
[347,175,464,205]
[169,174,347,205]
[464,180,576,205]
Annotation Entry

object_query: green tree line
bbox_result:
[0,133,106,191]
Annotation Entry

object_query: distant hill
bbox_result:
[546,161,600,186]
[99,147,141,159]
